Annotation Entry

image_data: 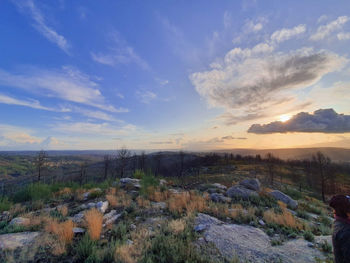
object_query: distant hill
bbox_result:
[215,147,350,163]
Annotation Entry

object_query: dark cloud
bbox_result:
[248,109,350,134]
[221,136,247,140]
[149,141,173,145]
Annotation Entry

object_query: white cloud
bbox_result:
[310,16,349,41]
[0,93,55,111]
[136,90,157,104]
[0,66,123,113]
[270,24,306,43]
[243,17,267,34]
[337,32,350,40]
[190,46,347,125]
[91,31,150,70]
[12,0,70,53]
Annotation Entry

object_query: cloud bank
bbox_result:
[248,109,350,134]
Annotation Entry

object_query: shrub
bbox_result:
[136,196,150,208]
[296,210,310,220]
[282,187,302,200]
[320,240,332,253]
[133,169,145,179]
[85,208,103,240]
[303,231,315,242]
[106,194,118,208]
[112,221,129,242]
[263,202,303,230]
[140,174,159,196]
[0,197,12,212]
[168,219,186,234]
[76,234,98,262]
[45,219,74,245]
[57,205,69,217]
[13,183,52,203]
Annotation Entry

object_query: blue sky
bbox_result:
[0,0,350,150]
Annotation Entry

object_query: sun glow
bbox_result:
[279,114,291,122]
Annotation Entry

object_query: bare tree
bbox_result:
[139,151,146,171]
[116,147,131,178]
[35,150,47,182]
[154,152,162,176]
[79,162,87,186]
[178,150,185,177]
[312,151,331,202]
[103,155,110,180]
[266,153,275,186]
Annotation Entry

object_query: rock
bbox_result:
[105,213,122,226]
[259,219,265,226]
[151,202,167,210]
[212,183,227,190]
[71,212,85,223]
[73,227,85,234]
[120,178,141,189]
[159,179,167,186]
[87,202,96,209]
[103,210,117,221]
[126,239,134,245]
[80,204,88,210]
[9,217,30,226]
[269,190,298,209]
[130,224,137,230]
[226,185,258,200]
[96,201,109,213]
[0,232,40,250]
[83,188,102,200]
[194,213,329,263]
[239,178,261,191]
[210,193,231,203]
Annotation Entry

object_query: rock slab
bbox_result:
[269,190,298,209]
[0,232,40,250]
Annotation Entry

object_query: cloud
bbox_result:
[244,19,264,33]
[248,108,350,134]
[149,141,173,145]
[270,24,306,43]
[54,121,137,136]
[0,93,55,111]
[69,106,126,121]
[0,66,122,112]
[91,31,150,70]
[221,136,247,140]
[136,90,157,104]
[190,48,346,113]
[337,32,350,40]
[12,0,70,53]
[310,16,349,41]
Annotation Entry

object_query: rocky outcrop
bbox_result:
[0,232,40,250]
[194,213,329,263]
[119,178,141,189]
[96,201,109,213]
[269,190,298,209]
[9,217,30,226]
[239,178,261,191]
[210,193,231,203]
[226,185,258,200]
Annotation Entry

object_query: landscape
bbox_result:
[1,0,350,262]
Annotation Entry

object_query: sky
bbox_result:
[0,0,350,151]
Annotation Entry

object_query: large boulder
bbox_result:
[194,213,330,263]
[269,190,298,209]
[0,232,40,250]
[226,185,258,200]
[239,178,261,191]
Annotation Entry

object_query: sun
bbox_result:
[279,114,291,122]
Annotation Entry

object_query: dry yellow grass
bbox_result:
[55,187,72,198]
[106,194,118,207]
[45,219,74,244]
[57,205,68,217]
[148,189,170,202]
[115,227,151,263]
[263,201,303,229]
[136,196,150,208]
[9,203,26,216]
[116,190,132,207]
[167,191,207,215]
[84,208,103,240]
[169,219,186,234]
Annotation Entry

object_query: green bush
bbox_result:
[133,169,145,179]
[75,234,99,262]
[0,197,12,212]
[282,187,302,200]
[140,174,159,196]
[303,231,315,242]
[320,240,332,254]
[12,183,52,203]
[296,210,310,220]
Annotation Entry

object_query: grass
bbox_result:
[303,230,315,242]
[0,197,12,212]
[85,208,103,240]
[76,234,99,262]
[140,174,159,197]
[12,183,52,203]
[167,191,207,215]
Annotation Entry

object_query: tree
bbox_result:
[312,151,331,202]
[178,150,185,177]
[35,150,47,182]
[103,155,110,180]
[116,147,131,178]
[266,153,275,186]
[154,152,162,176]
[139,151,146,171]
[79,162,87,185]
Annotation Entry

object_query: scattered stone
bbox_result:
[103,210,117,221]
[130,224,137,230]
[159,179,167,186]
[0,232,40,250]
[96,201,109,213]
[73,227,85,235]
[9,217,30,226]
[120,178,141,189]
[80,204,87,210]
[212,183,227,190]
[210,193,231,203]
[126,239,134,245]
[239,178,261,191]
[105,213,122,226]
[259,219,265,226]
[71,212,85,223]
[151,202,167,210]
[269,190,298,209]
[87,202,96,209]
[226,185,258,200]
